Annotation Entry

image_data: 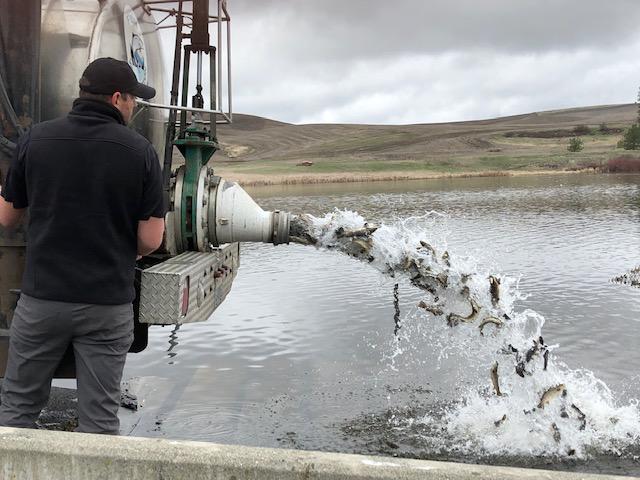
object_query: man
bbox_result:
[0,57,165,434]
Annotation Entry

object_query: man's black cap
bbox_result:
[79,57,156,100]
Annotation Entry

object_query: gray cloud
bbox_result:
[157,1,640,124]
[231,0,640,58]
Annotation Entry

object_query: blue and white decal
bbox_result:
[123,5,148,84]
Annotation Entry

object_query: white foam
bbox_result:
[302,209,640,458]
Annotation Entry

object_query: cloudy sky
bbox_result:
[161,0,640,125]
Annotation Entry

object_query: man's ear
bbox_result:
[110,91,122,106]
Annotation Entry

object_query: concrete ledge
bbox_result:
[0,427,635,480]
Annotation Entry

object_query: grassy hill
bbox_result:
[205,104,638,185]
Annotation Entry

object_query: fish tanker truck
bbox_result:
[0,0,290,376]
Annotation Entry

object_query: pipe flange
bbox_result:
[272,211,290,245]
[195,166,209,252]
[207,175,222,246]
[173,166,185,253]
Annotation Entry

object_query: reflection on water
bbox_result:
[166,324,180,365]
[123,174,640,474]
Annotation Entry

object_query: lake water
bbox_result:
[122,173,640,475]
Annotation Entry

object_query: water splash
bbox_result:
[611,266,640,288]
[290,209,640,458]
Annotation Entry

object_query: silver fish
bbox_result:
[489,275,500,307]
[417,301,444,316]
[571,404,587,431]
[551,422,561,443]
[447,298,481,327]
[342,238,373,259]
[525,336,545,363]
[337,224,378,238]
[441,250,451,267]
[479,316,503,336]
[538,384,566,409]
[491,362,502,396]
[494,414,507,427]
[418,240,436,257]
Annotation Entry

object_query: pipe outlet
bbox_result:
[208,179,290,246]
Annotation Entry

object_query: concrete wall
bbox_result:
[0,426,635,480]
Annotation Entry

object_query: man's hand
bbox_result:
[0,195,25,229]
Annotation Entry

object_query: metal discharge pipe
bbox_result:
[169,168,290,253]
[209,178,289,246]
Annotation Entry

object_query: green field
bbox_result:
[206,104,638,183]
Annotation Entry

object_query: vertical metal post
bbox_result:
[30,0,41,124]
[196,52,203,86]
[209,47,216,137]
[226,13,232,122]
[162,0,184,195]
[217,0,222,112]
[180,45,191,132]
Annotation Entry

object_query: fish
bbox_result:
[418,240,436,257]
[489,276,500,307]
[441,251,451,267]
[501,344,529,377]
[551,423,561,443]
[543,349,549,371]
[525,336,545,363]
[289,235,313,246]
[494,414,507,427]
[506,344,518,354]
[436,272,448,288]
[479,316,503,336]
[537,384,566,409]
[348,238,372,257]
[491,362,502,396]
[337,224,378,238]
[503,345,529,377]
[417,301,444,316]
[447,298,481,327]
[404,258,422,278]
[571,403,587,430]
[411,276,439,295]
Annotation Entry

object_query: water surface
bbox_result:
[122,173,640,475]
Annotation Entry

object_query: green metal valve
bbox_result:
[174,122,219,251]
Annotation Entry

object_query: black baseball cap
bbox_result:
[79,57,156,100]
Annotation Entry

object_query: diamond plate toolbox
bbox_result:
[139,244,240,325]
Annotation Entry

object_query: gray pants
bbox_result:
[0,294,133,434]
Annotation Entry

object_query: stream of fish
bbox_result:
[122,173,640,475]
[289,207,639,459]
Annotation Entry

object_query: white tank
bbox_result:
[40,0,166,157]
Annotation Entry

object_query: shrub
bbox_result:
[567,137,584,152]
[619,124,640,150]
[577,160,602,170]
[607,156,640,172]
[572,124,591,136]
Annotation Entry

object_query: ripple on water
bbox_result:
[124,174,640,471]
